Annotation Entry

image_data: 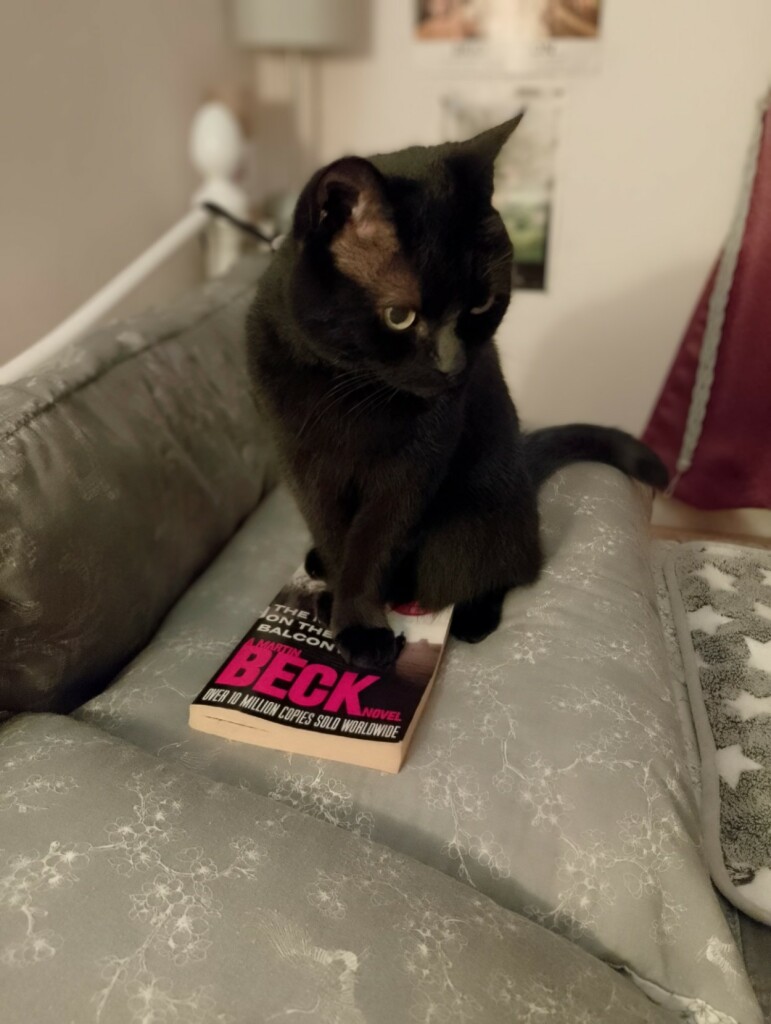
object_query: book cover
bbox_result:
[189,569,452,773]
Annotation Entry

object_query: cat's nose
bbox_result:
[434,323,466,377]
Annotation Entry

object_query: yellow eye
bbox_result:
[383,307,417,331]
[470,295,495,315]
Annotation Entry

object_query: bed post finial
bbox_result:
[190,102,250,278]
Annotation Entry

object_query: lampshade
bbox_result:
[232,0,367,52]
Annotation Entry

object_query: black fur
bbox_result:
[245,119,667,667]
[523,425,670,490]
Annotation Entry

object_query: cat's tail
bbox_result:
[522,424,669,490]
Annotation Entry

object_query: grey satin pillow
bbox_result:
[76,473,764,1023]
[0,712,677,1024]
[0,252,277,713]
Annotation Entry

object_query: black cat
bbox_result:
[245,115,668,671]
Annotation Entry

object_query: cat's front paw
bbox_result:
[450,593,504,644]
[314,590,334,627]
[304,547,327,580]
[336,626,405,672]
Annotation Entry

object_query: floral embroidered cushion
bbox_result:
[76,470,762,1024]
[0,713,676,1024]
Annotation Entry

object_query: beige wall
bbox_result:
[5,1,770,441]
[0,0,246,364]
[318,0,771,436]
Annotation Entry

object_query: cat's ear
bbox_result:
[293,156,391,242]
[463,112,524,165]
[452,112,524,196]
[293,156,418,306]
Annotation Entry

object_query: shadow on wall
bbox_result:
[247,101,308,202]
[509,263,710,435]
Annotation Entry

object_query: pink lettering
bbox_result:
[360,707,401,722]
[324,671,379,716]
[288,664,337,707]
[216,640,273,688]
[254,651,309,699]
[217,646,381,715]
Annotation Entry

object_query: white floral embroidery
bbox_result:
[265,912,364,1024]
[60,470,760,1024]
[269,767,374,839]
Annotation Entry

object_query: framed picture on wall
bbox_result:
[511,0,603,75]
[443,86,563,291]
[414,1,603,76]
[415,0,488,40]
[413,1,509,73]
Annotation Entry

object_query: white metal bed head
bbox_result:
[0,103,253,386]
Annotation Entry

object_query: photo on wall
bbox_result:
[443,87,563,291]
[413,1,509,72]
[415,0,489,40]
[541,0,601,38]
[414,0,603,76]
[513,0,603,74]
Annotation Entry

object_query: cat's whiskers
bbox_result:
[296,377,361,441]
[347,382,397,425]
[295,371,373,441]
[486,252,514,275]
[297,386,367,442]
[364,387,400,422]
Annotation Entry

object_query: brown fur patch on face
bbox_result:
[330,195,420,310]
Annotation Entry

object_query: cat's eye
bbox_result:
[383,307,417,331]
[470,294,495,315]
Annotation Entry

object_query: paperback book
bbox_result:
[189,569,452,772]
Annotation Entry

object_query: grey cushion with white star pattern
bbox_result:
[664,541,771,925]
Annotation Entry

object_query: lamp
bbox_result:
[231,0,369,197]
[233,0,368,53]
